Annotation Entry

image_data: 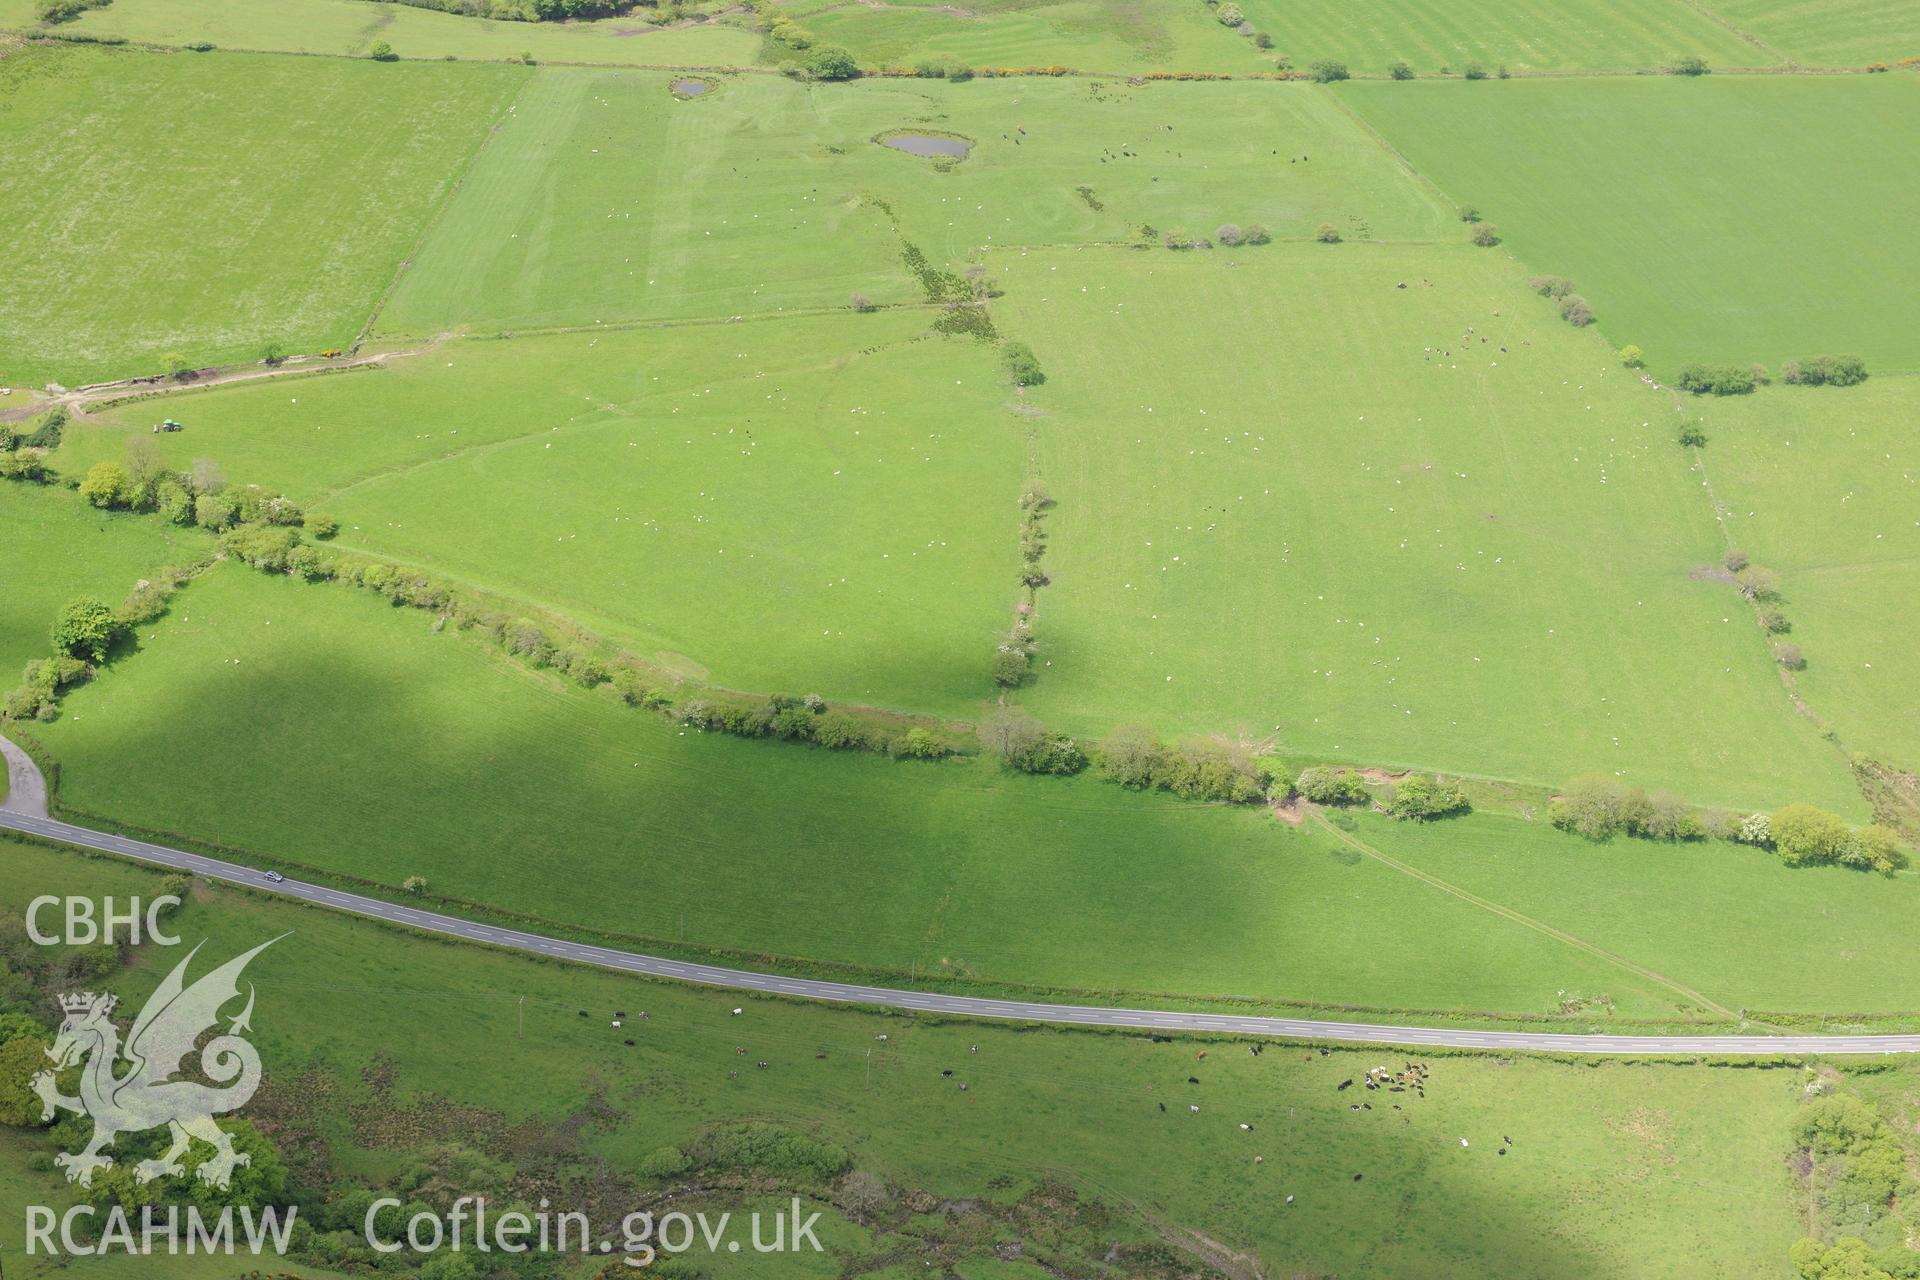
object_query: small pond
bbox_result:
[671,79,712,97]
[878,132,973,160]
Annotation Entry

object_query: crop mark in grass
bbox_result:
[1308,813,1740,1022]
[357,71,538,349]
[1676,0,1789,62]
[307,327,918,505]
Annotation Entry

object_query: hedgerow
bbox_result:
[1294,766,1370,805]
[1782,355,1867,387]
[1096,725,1270,802]
[1383,775,1469,821]
[1676,363,1756,396]
[213,505,967,764]
[1551,778,1909,873]
[3,565,202,724]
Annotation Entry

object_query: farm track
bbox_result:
[5,732,1918,1055]
[1308,813,1741,1022]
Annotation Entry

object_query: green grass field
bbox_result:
[1708,0,1920,64]
[812,74,1454,253]
[22,0,764,66]
[0,839,1821,1278]
[991,242,1855,810]
[374,68,918,337]
[1358,809,1920,1018]
[1699,376,1920,770]
[789,0,1266,74]
[375,70,1449,338]
[65,312,1027,718]
[0,46,523,387]
[1344,74,1920,378]
[33,562,1920,1021]
[3,19,1918,1280]
[1234,0,1765,73]
[0,483,206,679]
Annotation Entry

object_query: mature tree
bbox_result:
[1386,775,1468,820]
[898,727,942,759]
[0,1034,52,1126]
[1550,775,1633,839]
[991,647,1029,687]
[52,597,120,662]
[190,456,227,495]
[1640,792,1699,840]
[182,1120,286,1212]
[1100,724,1164,787]
[78,460,129,508]
[1839,824,1905,873]
[807,45,857,79]
[1001,341,1045,387]
[1771,803,1849,865]
[979,708,1044,762]
[1295,766,1369,805]
[1736,565,1779,600]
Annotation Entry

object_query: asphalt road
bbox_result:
[3,775,1916,1054]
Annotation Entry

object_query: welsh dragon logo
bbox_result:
[31,937,283,1190]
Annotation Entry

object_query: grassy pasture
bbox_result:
[0,841,1814,1279]
[24,564,1677,1019]
[375,68,917,338]
[992,242,1854,811]
[1357,809,1920,1019]
[1709,0,1920,65]
[790,0,1265,74]
[0,484,205,681]
[1234,0,1763,74]
[68,312,1026,718]
[815,74,1454,254]
[35,563,1920,1020]
[1699,377,1920,770]
[376,70,1448,338]
[0,46,523,387]
[24,0,763,66]
[1344,75,1920,377]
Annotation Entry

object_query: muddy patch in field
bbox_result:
[876,130,974,160]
